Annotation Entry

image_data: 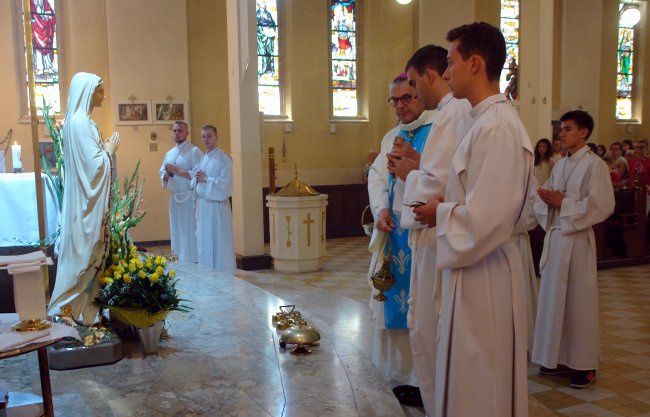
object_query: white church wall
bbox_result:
[0,0,32,172]
[188,0,418,187]
[557,0,604,140]
[105,0,190,243]
[519,0,554,143]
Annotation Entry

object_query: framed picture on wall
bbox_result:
[114,100,151,125]
[152,100,188,124]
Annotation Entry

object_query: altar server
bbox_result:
[413,23,533,417]
[390,44,471,416]
[532,110,615,389]
[192,125,236,273]
[160,121,202,263]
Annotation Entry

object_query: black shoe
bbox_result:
[392,385,423,407]
[570,370,597,389]
[539,364,574,376]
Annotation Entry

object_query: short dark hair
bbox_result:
[202,124,218,135]
[404,45,449,77]
[610,141,622,149]
[560,110,595,139]
[173,120,188,129]
[446,22,506,82]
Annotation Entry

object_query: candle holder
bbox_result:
[13,167,23,174]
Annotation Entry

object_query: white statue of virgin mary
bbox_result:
[48,72,120,324]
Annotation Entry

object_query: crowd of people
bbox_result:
[365,21,622,417]
[534,137,650,192]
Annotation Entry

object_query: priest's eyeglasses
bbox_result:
[388,94,413,107]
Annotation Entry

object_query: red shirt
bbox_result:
[628,157,650,187]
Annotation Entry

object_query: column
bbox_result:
[226,0,271,269]
[519,0,555,140]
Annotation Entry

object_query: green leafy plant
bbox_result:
[94,161,189,327]
[40,100,64,209]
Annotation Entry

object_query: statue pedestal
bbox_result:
[266,194,328,272]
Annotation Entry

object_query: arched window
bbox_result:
[330,0,358,117]
[500,0,520,101]
[19,0,62,115]
[617,1,639,120]
[257,0,282,116]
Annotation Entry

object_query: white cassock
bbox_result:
[531,146,614,371]
[434,94,533,417]
[191,147,236,273]
[160,141,203,263]
[513,177,540,352]
[400,93,471,416]
[367,109,436,386]
[48,72,112,324]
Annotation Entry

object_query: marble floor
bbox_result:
[0,237,648,417]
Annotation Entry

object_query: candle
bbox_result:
[12,141,22,172]
[0,150,5,173]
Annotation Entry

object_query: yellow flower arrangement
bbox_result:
[94,162,189,327]
[95,246,188,327]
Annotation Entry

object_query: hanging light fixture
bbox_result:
[620,3,641,27]
[395,0,412,4]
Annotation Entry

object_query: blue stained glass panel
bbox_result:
[617,4,634,120]
[331,0,357,117]
[256,0,281,115]
[499,0,519,101]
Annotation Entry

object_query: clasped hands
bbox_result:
[102,132,120,155]
[195,169,207,183]
[387,138,420,181]
[376,195,443,232]
[537,188,564,208]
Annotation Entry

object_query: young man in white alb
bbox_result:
[532,110,615,389]
[414,22,533,417]
[160,121,203,263]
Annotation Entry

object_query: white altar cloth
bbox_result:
[0,173,60,247]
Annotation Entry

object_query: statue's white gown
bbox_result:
[48,72,113,324]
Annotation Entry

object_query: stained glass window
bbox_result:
[257,0,281,116]
[330,0,357,117]
[617,3,635,120]
[22,0,61,115]
[499,0,519,101]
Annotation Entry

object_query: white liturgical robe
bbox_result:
[48,73,112,323]
[401,93,471,415]
[160,141,202,263]
[192,147,236,273]
[434,94,533,417]
[532,146,614,371]
[513,177,540,352]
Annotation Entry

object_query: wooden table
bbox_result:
[0,338,57,417]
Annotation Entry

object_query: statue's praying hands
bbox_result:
[103,132,120,155]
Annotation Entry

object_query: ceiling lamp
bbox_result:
[620,5,641,27]
[396,0,412,4]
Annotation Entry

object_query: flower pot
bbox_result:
[136,321,164,354]
[108,307,170,328]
